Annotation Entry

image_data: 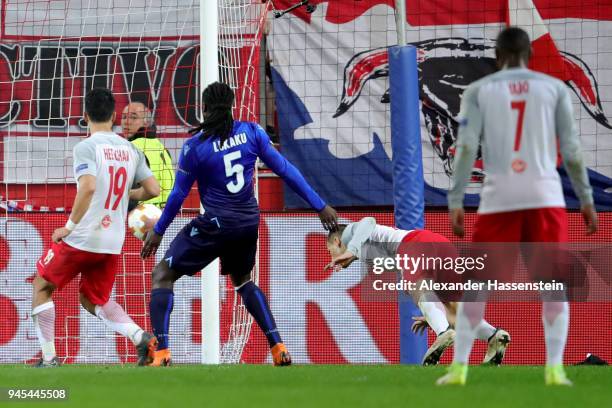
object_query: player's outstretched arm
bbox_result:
[556,86,598,235]
[324,251,358,271]
[255,125,338,230]
[141,144,196,259]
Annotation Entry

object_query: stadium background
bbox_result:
[0,1,611,365]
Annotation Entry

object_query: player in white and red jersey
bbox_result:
[325,217,509,366]
[437,27,598,386]
[31,88,161,367]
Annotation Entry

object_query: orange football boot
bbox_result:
[136,332,158,366]
[150,348,172,367]
[271,343,292,366]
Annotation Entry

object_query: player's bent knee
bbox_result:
[152,261,176,289]
[230,272,252,288]
[79,293,97,316]
[33,274,55,293]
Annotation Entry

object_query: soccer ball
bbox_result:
[128,204,162,240]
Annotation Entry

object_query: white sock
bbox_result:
[95,300,144,346]
[474,320,496,341]
[542,301,569,366]
[32,302,56,361]
[453,301,486,364]
[417,294,449,335]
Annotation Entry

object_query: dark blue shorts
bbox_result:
[162,214,258,277]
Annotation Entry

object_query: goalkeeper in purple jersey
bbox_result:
[140,82,338,366]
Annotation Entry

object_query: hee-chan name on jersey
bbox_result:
[372,279,565,292]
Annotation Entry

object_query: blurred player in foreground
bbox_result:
[141,82,338,366]
[438,27,597,386]
[31,88,161,367]
[325,217,510,366]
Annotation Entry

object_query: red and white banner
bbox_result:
[0,1,263,185]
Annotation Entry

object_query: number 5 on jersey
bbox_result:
[223,151,245,193]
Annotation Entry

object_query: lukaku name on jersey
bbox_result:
[212,132,248,152]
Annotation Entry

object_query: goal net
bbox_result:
[0,0,269,364]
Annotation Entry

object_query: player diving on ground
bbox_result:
[324,216,510,366]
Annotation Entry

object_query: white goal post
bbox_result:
[200,1,221,365]
[200,0,271,364]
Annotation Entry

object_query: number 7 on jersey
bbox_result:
[511,100,526,152]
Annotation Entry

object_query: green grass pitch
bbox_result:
[0,365,610,407]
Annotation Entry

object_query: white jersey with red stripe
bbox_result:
[341,217,410,259]
[63,131,152,254]
[447,67,593,214]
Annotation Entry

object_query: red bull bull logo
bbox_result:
[334,36,610,179]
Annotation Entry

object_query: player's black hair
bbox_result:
[495,26,531,61]
[327,224,348,242]
[190,81,235,143]
[85,87,116,123]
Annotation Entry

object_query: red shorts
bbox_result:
[36,241,118,305]
[397,229,455,280]
[472,208,569,282]
[401,229,451,244]
[473,207,568,243]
